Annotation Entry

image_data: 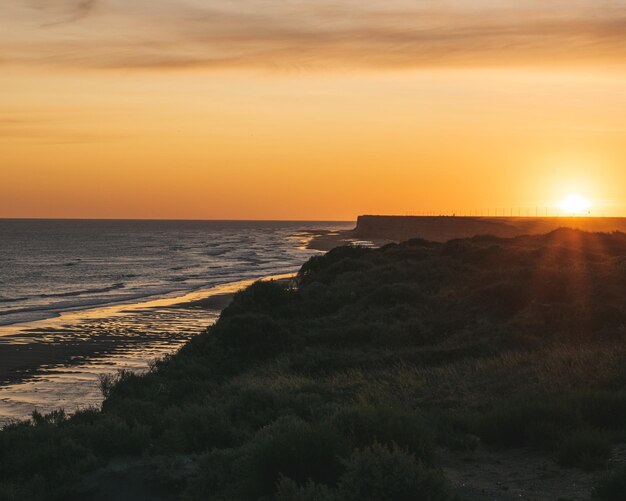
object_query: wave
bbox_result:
[0,296,29,304]
[0,285,187,325]
[38,283,125,299]
[0,266,301,327]
[0,221,353,328]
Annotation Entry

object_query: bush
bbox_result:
[213,313,294,361]
[223,280,296,318]
[331,405,435,465]
[467,399,576,448]
[73,415,151,458]
[276,478,339,501]
[297,247,371,285]
[575,391,626,430]
[593,465,626,500]
[228,388,321,430]
[247,417,348,497]
[156,404,236,453]
[557,429,613,470]
[337,443,454,501]
[183,447,246,501]
[361,284,425,308]
[0,482,33,501]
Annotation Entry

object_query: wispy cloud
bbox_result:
[38,0,98,27]
[2,0,626,70]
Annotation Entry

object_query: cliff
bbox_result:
[355,215,626,242]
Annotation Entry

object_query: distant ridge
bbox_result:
[355,215,626,242]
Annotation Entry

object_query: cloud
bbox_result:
[39,0,98,27]
[2,0,626,70]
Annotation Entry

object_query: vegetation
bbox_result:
[1,228,626,499]
[593,465,626,500]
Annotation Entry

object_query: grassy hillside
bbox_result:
[2,229,626,500]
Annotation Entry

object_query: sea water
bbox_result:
[0,219,352,423]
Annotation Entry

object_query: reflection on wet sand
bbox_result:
[0,274,293,425]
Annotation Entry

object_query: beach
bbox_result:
[0,220,354,424]
[0,274,304,425]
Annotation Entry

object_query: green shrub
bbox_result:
[297,247,371,285]
[213,313,294,361]
[0,482,33,501]
[557,429,613,470]
[228,388,321,430]
[0,426,89,478]
[362,284,425,308]
[575,391,626,430]
[184,447,246,501]
[156,404,236,453]
[331,405,435,465]
[467,399,576,448]
[276,478,339,501]
[337,443,454,501]
[247,417,348,497]
[73,415,150,458]
[223,280,296,318]
[593,465,626,500]
[299,281,342,316]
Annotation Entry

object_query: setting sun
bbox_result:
[558,194,592,215]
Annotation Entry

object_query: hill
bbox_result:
[1,229,626,500]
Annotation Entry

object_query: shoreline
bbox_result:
[0,273,294,329]
[0,226,345,329]
[0,273,296,383]
[0,223,354,424]
[0,273,295,424]
[305,228,388,251]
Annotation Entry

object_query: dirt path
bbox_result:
[443,446,601,501]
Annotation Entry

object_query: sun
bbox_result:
[558,194,592,215]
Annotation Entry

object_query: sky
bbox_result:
[2,0,626,220]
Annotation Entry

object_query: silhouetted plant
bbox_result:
[246,417,348,497]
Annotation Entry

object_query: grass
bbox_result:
[1,228,626,499]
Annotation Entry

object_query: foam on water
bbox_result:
[0,220,350,325]
[0,220,352,424]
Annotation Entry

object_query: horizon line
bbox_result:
[2,215,626,222]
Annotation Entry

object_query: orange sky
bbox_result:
[2,1,626,219]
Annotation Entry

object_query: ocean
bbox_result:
[0,219,353,423]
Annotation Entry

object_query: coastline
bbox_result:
[0,273,295,425]
[0,221,355,425]
[0,220,354,328]
[3,230,626,499]
[305,228,388,251]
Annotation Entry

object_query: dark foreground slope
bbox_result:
[2,229,626,500]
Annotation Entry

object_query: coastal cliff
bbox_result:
[355,214,626,242]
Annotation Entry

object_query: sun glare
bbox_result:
[558,194,592,215]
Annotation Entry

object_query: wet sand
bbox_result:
[304,228,385,251]
[0,227,354,425]
[168,292,235,311]
[0,274,293,424]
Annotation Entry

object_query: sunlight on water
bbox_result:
[0,220,354,424]
[0,270,296,425]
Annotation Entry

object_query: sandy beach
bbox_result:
[0,274,294,424]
